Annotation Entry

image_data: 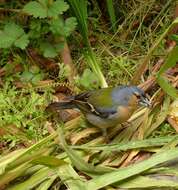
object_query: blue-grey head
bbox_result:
[129,86,151,107]
[112,86,151,107]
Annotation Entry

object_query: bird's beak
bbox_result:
[139,97,151,107]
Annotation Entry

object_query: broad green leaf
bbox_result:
[24,0,69,18]
[64,17,77,36]
[49,18,64,35]
[0,23,29,49]
[23,1,47,18]
[48,0,69,17]
[75,69,100,90]
[14,33,29,49]
[87,148,178,190]
[0,31,14,48]
[40,42,58,58]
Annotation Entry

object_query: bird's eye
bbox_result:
[134,92,141,98]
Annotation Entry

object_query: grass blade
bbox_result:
[106,0,117,32]
[71,135,178,151]
[87,148,178,190]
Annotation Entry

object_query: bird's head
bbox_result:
[130,86,151,108]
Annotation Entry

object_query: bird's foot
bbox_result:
[101,128,109,143]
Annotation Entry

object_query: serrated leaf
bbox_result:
[0,23,29,49]
[21,71,34,82]
[64,17,77,37]
[0,31,14,48]
[48,0,69,17]
[49,18,64,35]
[23,1,47,18]
[40,42,58,58]
[14,33,29,49]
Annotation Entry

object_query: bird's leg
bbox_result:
[100,128,109,143]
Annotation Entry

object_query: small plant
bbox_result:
[0,82,53,148]
[0,0,77,58]
[75,68,100,90]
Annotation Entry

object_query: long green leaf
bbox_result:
[106,0,117,32]
[71,135,178,151]
[116,174,178,188]
[31,156,67,168]
[8,167,55,190]
[87,148,178,190]
[57,126,114,174]
[156,46,178,99]
[56,164,87,190]
[67,0,107,87]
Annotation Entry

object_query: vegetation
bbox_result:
[0,0,178,189]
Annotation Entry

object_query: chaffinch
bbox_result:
[47,85,150,137]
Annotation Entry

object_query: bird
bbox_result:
[47,85,151,139]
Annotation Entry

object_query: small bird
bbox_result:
[47,86,150,138]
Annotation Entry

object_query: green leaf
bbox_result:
[157,76,178,99]
[0,23,29,49]
[117,174,178,189]
[158,46,178,75]
[64,17,77,37]
[56,164,87,190]
[72,135,178,151]
[48,0,69,17]
[40,42,58,58]
[58,126,113,175]
[87,148,178,190]
[49,18,64,35]
[0,149,25,175]
[23,1,47,18]
[9,167,56,190]
[14,33,29,49]
[24,0,69,18]
[156,46,178,99]
[31,156,67,167]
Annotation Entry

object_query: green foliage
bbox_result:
[75,69,100,90]
[0,82,52,144]
[49,17,77,37]
[21,66,44,84]
[0,0,77,58]
[106,0,117,32]
[0,23,29,49]
[68,0,108,87]
[157,46,178,99]
[23,0,69,18]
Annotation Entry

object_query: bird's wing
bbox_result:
[73,88,118,118]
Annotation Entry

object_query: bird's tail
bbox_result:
[46,101,75,111]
